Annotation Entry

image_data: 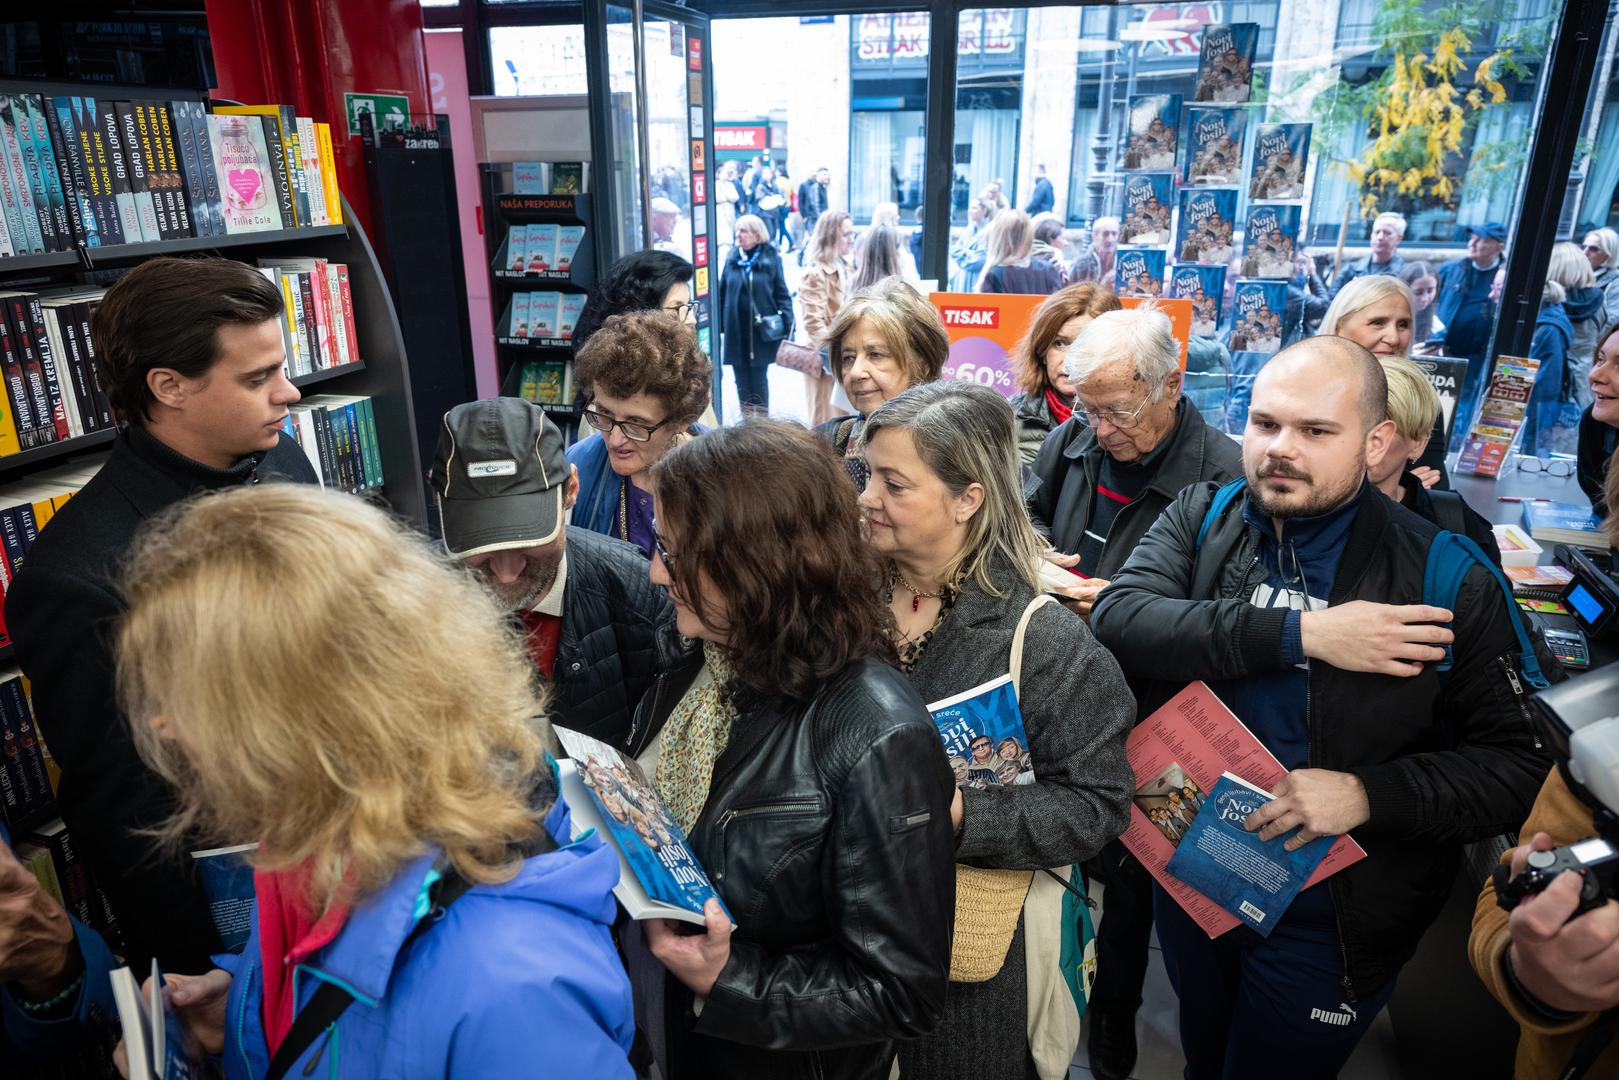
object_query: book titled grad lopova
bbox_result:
[553,725,730,925]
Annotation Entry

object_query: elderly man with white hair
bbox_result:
[1068,215,1121,285]
[1330,211,1407,300]
[1026,304,1240,1080]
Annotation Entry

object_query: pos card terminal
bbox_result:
[1556,544,1619,640]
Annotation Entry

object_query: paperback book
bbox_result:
[1240,204,1301,279]
[1166,772,1334,936]
[1121,95,1181,172]
[527,222,558,273]
[111,960,202,1080]
[1184,107,1247,187]
[1248,123,1311,200]
[506,224,528,272]
[1455,355,1541,476]
[1227,280,1287,354]
[204,114,282,233]
[556,225,586,273]
[513,161,544,194]
[1520,500,1604,548]
[190,843,256,953]
[926,673,1035,790]
[1120,173,1174,246]
[553,726,729,925]
[1194,23,1259,103]
[1408,355,1470,441]
[519,361,570,406]
[528,292,560,339]
[1115,248,1166,299]
[1168,264,1226,338]
[1176,188,1237,266]
[552,163,583,194]
[559,293,586,340]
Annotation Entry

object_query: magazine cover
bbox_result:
[1240,204,1301,279]
[554,726,730,925]
[1194,23,1259,103]
[1121,682,1366,938]
[205,114,282,234]
[1167,264,1226,338]
[1176,188,1237,266]
[1166,772,1333,937]
[1227,280,1287,354]
[1120,173,1175,245]
[1248,123,1311,200]
[1455,355,1541,476]
[926,673,1036,790]
[1121,94,1182,172]
[1115,248,1166,299]
[1184,108,1248,187]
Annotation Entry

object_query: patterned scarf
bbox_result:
[655,641,738,832]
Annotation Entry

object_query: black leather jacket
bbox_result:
[622,655,956,1080]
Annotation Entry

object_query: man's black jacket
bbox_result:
[1091,481,1550,997]
[1027,397,1242,579]
[5,426,318,974]
[547,526,683,738]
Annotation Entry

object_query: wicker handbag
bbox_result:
[946,595,1054,983]
[774,339,824,375]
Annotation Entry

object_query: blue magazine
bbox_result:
[1176,188,1237,266]
[1115,248,1166,299]
[1120,173,1174,245]
[1166,773,1332,937]
[1121,95,1181,172]
[1240,204,1301,279]
[1195,23,1259,104]
[1184,107,1247,187]
[1168,264,1226,338]
[926,673,1035,790]
[1227,280,1287,355]
[1249,123,1311,201]
[554,726,730,926]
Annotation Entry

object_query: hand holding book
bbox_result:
[645,897,734,997]
[1244,769,1370,852]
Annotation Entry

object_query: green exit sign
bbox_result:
[344,92,410,135]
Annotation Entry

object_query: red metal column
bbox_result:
[204,0,432,237]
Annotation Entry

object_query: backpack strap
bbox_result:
[1425,489,1469,537]
[1195,477,1248,549]
[1423,531,1550,691]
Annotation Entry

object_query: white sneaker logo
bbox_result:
[1309,1003,1358,1027]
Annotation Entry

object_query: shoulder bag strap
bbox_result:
[1010,594,1057,698]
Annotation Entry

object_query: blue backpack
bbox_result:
[1194,477,1549,690]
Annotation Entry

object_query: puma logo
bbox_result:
[1309,1003,1358,1027]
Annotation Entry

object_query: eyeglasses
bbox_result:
[583,406,674,443]
[1517,456,1575,477]
[1075,393,1156,431]
[1584,244,1604,253]
[652,531,678,570]
[663,301,696,321]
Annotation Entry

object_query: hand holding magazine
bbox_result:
[553,726,731,926]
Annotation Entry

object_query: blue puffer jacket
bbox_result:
[219,792,634,1079]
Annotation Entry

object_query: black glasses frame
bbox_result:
[582,405,675,443]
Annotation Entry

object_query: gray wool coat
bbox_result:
[905,558,1136,870]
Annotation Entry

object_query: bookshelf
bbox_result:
[479,165,595,441]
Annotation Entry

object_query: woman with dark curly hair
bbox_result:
[566,311,712,557]
[624,418,956,1080]
[572,250,696,351]
[1006,282,1122,465]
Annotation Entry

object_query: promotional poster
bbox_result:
[1176,188,1237,265]
[928,292,1195,381]
[1248,123,1311,201]
[1185,107,1247,187]
[1240,204,1301,279]
[1195,23,1259,103]
[1116,247,1166,299]
[1121,94,1182,172]
[1167,264,1226,338]
[1121,173,1175,245]
[1227,279,1287,354]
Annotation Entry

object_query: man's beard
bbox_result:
[1247,455,1364,521]
[483,554,561,611]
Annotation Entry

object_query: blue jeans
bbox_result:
[1152,883,1396,1080]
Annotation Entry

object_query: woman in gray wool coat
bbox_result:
[855,380,1135,1079]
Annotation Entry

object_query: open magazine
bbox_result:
[110,961,201,1080]
[553,726,730,926]
[1122,682,1367,937]
[926,673,1035,789]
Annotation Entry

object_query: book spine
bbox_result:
[295,272,320,370]
[0,308,35,448]
[44,97,92,246]
[361,396,383,488]
[277,273,306,376]
[14,97,60,253]
[20,297,69,441]
[324,264,349,367]
[295,117,325,226]
[132,103,175,239]
[307,259,334,368]
[168,99,210,236]
[113,103,159,244]
[76,300,112,429]
[0,103,23,256]
[187,102,226,236]
[341,406,360,493]
[20,96,69,249]
[335,264,360,364]
[312,405,335,485]
[316,122,343,225]
[147,102,192,237]
[0,668,38,814]
[96,99,141,245]
[5,681,49,810]
[40,309,81,438]
[278,108,309,227]
[66,97,110,246]
[77,96,124,246]
[6,300,58,445]
[40,826,95,924]
[2,95,50,253]
[258,116,295,230]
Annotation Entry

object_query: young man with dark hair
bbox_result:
[6,256,314,976]
[1091,335,1548,1076]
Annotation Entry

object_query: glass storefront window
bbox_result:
[489,25,589,96]
[643,18,695,261]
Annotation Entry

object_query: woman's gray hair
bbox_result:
[861,381,1047,594]
[1586,227,1619,270]
[1063,306,1180,398]
[1318,274,1413,341]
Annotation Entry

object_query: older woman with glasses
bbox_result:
[857,380,1133,1080]
[567,311,712,557]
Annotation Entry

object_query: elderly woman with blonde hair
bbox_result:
[115,484,634,1077]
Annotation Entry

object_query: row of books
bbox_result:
[506,291,586,342]
[0,286,110,453]
[282,394,386,496]
[0,458,102,648]
[513,161,584,195]
[257,258,360,378]
[517,360,574,407]
[0,93,341,256]
[503,223,587,275]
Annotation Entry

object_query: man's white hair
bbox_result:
[1373,212,1407,238]
[1064,306,1180,399]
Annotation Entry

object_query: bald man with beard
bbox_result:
[1092,336,1549,1077]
